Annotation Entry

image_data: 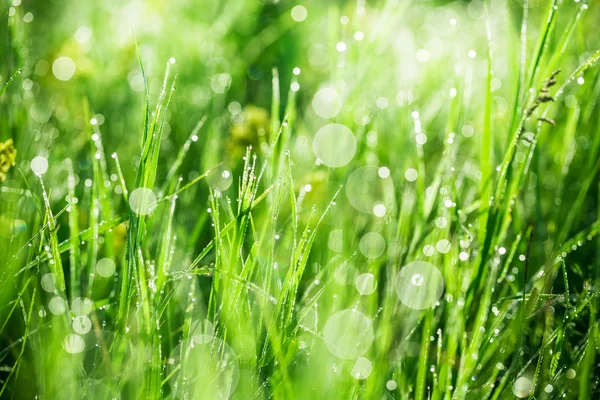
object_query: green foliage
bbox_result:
[1,0,599,399]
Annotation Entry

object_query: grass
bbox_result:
[1,0,600,399]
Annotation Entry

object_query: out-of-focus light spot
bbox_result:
[312,88,342,119]
[323,309,373,359]
[416,133,427,145]
[336,42,347,52]
[565,95,578,108]
[378,166,390,179]
[23,12,33,23]
[354,107,370,126]
[129,188,157,215]
[405,168,418,182]
[468,50,477,58]
[328,229,343,253]
[207,165,233,192]
[354,31,364,41]
[340,15,349,24]
[72,297,93,316]
[128,70,145,92]
[346,166,391,213]
[467,0,485,20]
[228,102,241,114]
[449,88,457,98]
[41,273,56,292]
[31,156,48,176]
[74,26,92,43]
[351,357,372,379]
[396,90,413,107]
[386,380,397,390]
[334,263,357,285]
[52,57,76,81]
[308,44,328,67]
[210,73,232,94]
[96,258,116,277]
[291,5,307,22]
[373,203,387,217]
[291,82,300,92]
[72,315,92,334]
[359,232,386,258]
[35,60,49,76]
[436,239,451,254]
[49,296,66,315]
[423,245,435,256]
[512,376,532,398]
[313,124,356,167]
[355,273,377,295]
[375,97,388,109]
[450,18,457,26]
[416,49,430,63]
[577,76,585,85]
[293,67,301,75]
[491,77,502,90]
[64,334,85,354]
[435,216,448,229]
[462,124,474,137]
[395,261,444,309]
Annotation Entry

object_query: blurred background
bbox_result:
[1,0,599,398]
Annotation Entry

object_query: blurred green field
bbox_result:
[1,0,600,399]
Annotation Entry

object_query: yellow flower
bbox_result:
[0,139,17,183]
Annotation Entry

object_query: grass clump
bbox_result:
[1,0,599,399]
